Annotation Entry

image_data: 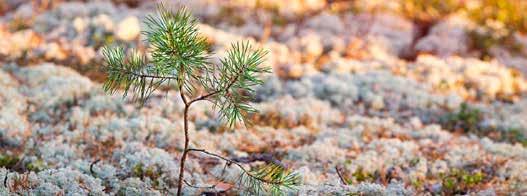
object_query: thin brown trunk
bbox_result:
[176,105,190,196]
[175,64,242,195]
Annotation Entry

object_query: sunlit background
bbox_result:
[0,0,526,195]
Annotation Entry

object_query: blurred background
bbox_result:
[2,0,527,79]
[0,0,526,195]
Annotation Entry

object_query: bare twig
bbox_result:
[335,166,348,185]
[176,64,246,196]
[176,104,191,196]
[232,153,285,168]
[3,171,8,188]
[183,179,216,189]
[90,159,101,177]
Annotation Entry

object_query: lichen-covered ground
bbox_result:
[0,0,526,195]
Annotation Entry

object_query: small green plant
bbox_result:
[501,128,527,147]
[442,103,482,133]
[25,159,46,172]
[444,105,526,146]
[335,165,377,185]
[0,154,19,169]
[101,4,299,195]
[351,167,375,183]
[440,169,485,194]
[1,155,46,172]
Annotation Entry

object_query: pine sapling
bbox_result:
[101,4,299,195]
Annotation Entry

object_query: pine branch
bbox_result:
[187,148,300,195]
[187,67,241,106]
[143,3,209,93]
[209,41,270,127]
[101,46,169,104]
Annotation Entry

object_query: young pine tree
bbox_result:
[101,4,299,195]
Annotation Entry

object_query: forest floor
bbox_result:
[0,0,526,195]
